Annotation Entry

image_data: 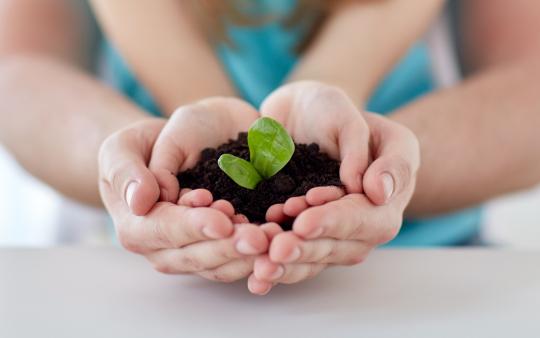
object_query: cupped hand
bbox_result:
[247,82,420,295]
[98,98,270,283]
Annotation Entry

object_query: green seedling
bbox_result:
[218,117,295,189]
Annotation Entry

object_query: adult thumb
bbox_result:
[362,113,420,206]
[99,122,162,216]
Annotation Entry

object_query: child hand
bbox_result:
[146,97,272,282]
[247,81,420,294]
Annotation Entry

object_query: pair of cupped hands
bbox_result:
[98,81,420,295]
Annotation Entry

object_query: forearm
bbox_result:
[90,0,236,114]
[288,0,443,105]
[392,57,540,217]
[0,56,150,206]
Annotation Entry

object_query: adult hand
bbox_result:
[247,81,420,295]
[99,97,269,282]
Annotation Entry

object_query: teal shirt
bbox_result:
[100,1,481,247]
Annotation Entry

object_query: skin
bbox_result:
[161,82,419,294]
[89,0,236,114]
[393,0,540,217]
[88,0,440,293]
[89,0,443,109]
[287,0,444,104]
[247,82,420,294]
[0,0,142,206]
[0,2,268,279]
[85,0,437,292]
[1,0,540,294]
[99,98,272,282]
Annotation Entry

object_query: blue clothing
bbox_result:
[100,1,481,246]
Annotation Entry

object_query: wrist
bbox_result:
[283,78,367,109]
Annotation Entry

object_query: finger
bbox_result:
[178,189,213,207]
[99,121,163,216]
[259,84,294,125]
[247,273,273,296]
[148,111,192,203]
[305,186,345,206]
[276,263,326,284]
[260,222,284,241]
[178,188,192,199]
[196,258,254,283]
[146,224,268,273]
[210,200,235,218]
[363,113,420,206]
[338,117,370,194]
[118,204,234,254]
[267,232,302,263]
[265,203,291,223]
[262,83,369,193]
[254,255,326,284]
[283,196,308,217]
[292,195,401,244]
[253,255,285,281]
[232,213,249,224]
[152,168,180,203]
[269,232,370,265]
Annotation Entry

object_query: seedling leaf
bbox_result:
[218,154,262,190]
[248,117,295,179]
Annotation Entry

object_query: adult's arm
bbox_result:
[287,0,444,105]
[89,0,236,114]
[0,0,150,206]
[392,0,540,217]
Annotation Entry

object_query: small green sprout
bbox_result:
[218,117,295,189]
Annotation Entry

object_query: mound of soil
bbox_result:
[177,133,342,229]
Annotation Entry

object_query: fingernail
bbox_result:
[381,173,395,203]
[306,226,323,239]
[202,226,223,239]
[236,240,259,255]
[270,265,285,280]
[285,247,301,263]
[125,181,138,210]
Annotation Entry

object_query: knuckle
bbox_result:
[392,155,413,183]
[108,168,124,194]
[101,161,132,196]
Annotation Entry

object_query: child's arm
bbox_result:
[90,0,236,115]
[288,0,444,105]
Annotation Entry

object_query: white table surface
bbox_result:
[1,248,539,338]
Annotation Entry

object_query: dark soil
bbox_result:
[177,133,342,230]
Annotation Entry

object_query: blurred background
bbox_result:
[1,144,539,247]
